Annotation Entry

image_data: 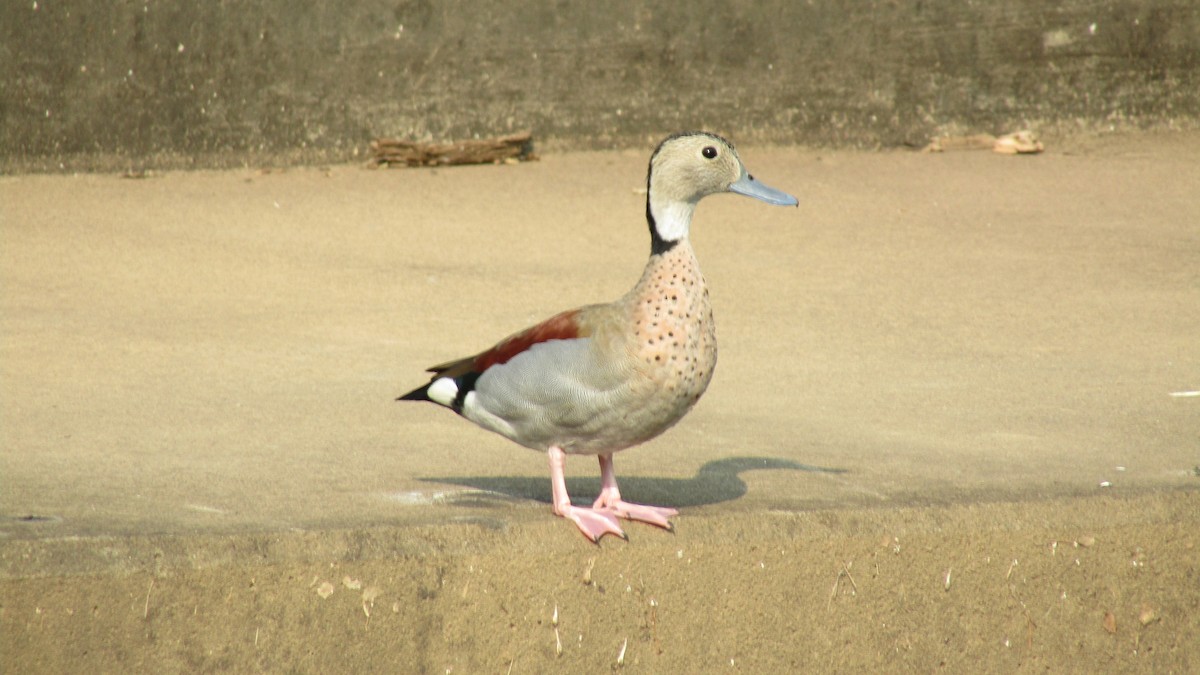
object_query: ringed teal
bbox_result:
[400,131,797,542]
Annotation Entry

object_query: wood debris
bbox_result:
[924,129,1044,154]
[369,131,537,168]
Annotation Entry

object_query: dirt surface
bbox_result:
[2,132,1198,671]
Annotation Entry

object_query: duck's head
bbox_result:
[646,131,797,253]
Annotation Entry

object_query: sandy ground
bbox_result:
[1,132,1198,672]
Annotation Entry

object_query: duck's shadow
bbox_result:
[419,456,846,509]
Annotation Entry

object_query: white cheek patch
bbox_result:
[426,377,459,407]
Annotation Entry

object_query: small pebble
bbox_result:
[1103,611,1118,634]
[1139,603,1158,626]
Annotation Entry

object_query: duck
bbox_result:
[399,131,797,542]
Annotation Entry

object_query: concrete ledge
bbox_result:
[2,492,1197,672]
[3,0,1199,172]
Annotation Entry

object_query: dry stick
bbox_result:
[649,600,663,655]
[1007,583,1038,649]
[842,561,858,594]
[828,561,859,610]
[143,579,154,619]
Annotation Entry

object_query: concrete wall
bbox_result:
[2,0,1197,172]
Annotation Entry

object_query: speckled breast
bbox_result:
[625,242,718,433]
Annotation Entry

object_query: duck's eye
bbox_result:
[701,146,718,159]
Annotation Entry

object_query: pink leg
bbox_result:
[591,453,678,530]
[548,446,625,543]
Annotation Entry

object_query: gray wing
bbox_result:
[462,336,645,452]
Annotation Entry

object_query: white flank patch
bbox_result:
[461,390,518,438]
[427,377,458,406]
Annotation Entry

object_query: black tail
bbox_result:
[396,384,431,402]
